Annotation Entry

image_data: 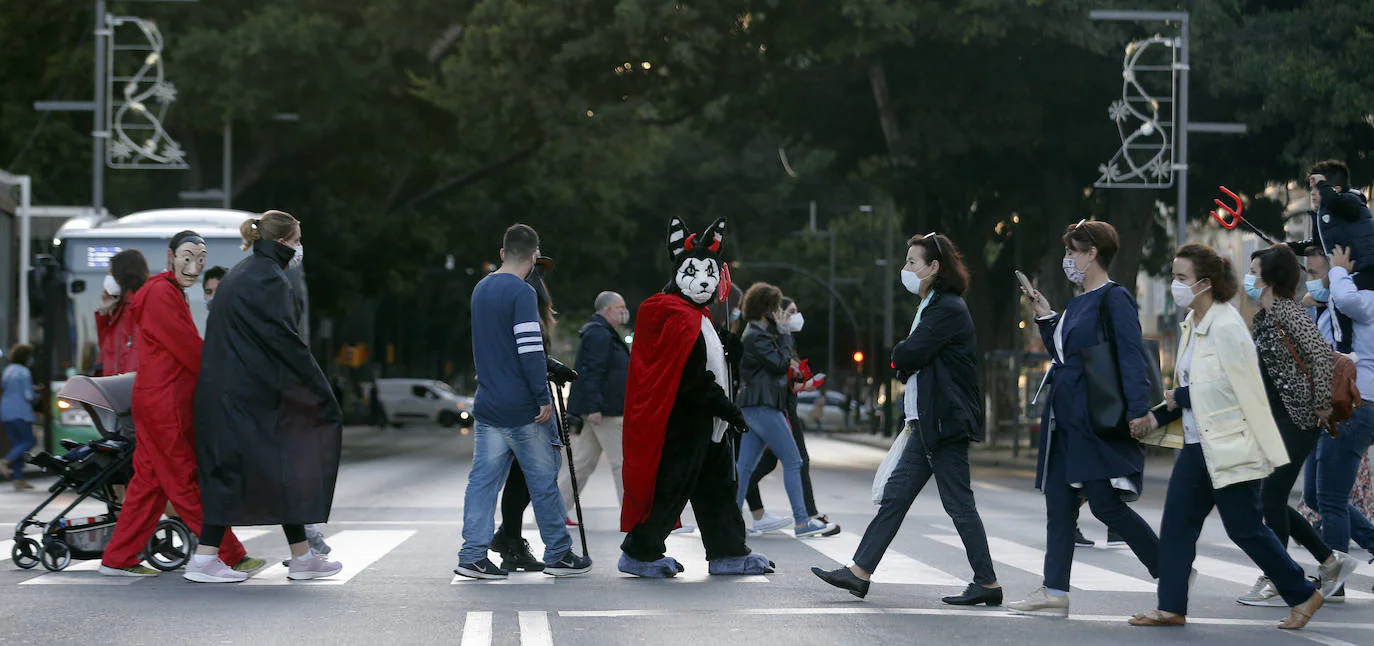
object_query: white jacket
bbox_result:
[1158,302,1290,489]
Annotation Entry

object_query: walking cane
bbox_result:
[548,381,591,559]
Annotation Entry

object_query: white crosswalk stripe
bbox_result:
[461,611,493,646]
[792,528,965,586]
[932,534,1156,592]
[19,528,273,586]
[243,529,413,586]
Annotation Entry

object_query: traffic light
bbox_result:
[852,351,865,364]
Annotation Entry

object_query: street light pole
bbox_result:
[92,0,107,213]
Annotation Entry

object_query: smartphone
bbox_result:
[1014,269,1035,294]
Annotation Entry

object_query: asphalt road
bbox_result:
[1,426,1371,646]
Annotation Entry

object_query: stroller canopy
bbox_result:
[57,374,135,439]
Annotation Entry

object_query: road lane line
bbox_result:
[519,611,553,646]
[18,527,274,585]
[1293,632,1367,646]
[797,529,964,586]
[557,607,1374,630]
[931,534,1154,592]
[460,611,492,646]
[242,529,414,586]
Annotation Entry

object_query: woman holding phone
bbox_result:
[1007,219,1160,618]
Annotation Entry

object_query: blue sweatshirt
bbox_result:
[471,273,550,427]
[1,363,37,423]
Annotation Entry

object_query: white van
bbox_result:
[372,379,474,428]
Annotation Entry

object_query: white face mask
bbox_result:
[103,274,121,297]
[787,312,805,333]
[1171,279,1209,310]
[900,264,933,295]
[288,243,304,270]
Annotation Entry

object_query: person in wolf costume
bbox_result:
[618,216,774,577]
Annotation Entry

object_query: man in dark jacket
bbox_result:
[560,291,632,517]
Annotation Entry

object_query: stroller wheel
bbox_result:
[40,540,71,572]
[11,537,41,569]
[145,519,195,571]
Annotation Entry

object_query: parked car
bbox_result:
[370,378,474,428]
[795,390,854,431]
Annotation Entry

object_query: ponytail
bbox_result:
[240,209,300,251]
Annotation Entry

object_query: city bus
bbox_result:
[46,208,309,444]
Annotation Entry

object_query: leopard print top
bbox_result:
[1251,298,1334,430]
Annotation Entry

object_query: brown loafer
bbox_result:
[1278,591,1324,630]
[1128,610,1185,626]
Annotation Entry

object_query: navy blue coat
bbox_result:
[567,313,631,416]
[1035,283,1150,490]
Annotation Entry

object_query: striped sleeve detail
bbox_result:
[514,322,541,335]
[517,345,543,354]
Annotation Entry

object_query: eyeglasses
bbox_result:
[922,232,944,259]
[1072,218,1097,248]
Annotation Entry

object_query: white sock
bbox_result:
[191,554,216,566]
[293,550,315,562]
[1046,588,1068,597]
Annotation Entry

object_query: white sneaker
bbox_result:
[183,557,249,583]
[752,512,792,534]
[1006,586,1070,618]
[1236,576,1286,607]
[1318,551,1359,599]
[288,550,344,580]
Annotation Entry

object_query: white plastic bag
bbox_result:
[872,427,912,506]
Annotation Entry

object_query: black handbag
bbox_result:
[1081,285,1164,439]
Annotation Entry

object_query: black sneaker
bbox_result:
[1074,526,1095,548]
[1105,529,1127,548]
[454,557,508,580]
[544,551,592,577]
[496,538,546,572]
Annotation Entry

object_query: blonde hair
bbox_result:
[240,210,300,251]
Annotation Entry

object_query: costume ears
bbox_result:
[667,216,727,259]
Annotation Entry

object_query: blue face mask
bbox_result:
[1244,273,1264,302]
[1307,278,1330,304]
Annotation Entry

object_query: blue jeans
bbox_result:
[3,420,36,481]
[735,406,808,525]
[1158,444,1314,615]
[459,420,571,563]
[1314,404,1374,553]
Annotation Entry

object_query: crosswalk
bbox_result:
[3,521,1372,597]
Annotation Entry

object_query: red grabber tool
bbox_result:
[1210,185,1276,244]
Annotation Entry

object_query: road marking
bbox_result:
[17,527,273,585]
[558,606,1374,630]
[518,611,553,646]
[1293,632,1367,646]
[242,529,414,586]
[795,529,964,586]
[460,611,492,646]
[932,534,1154,592]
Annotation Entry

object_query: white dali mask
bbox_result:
[675,257,720,305]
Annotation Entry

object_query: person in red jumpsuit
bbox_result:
[95,249,149,377]
[99,231,263,577]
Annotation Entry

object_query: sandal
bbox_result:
[1278,591,1323,630]
[1128,610,1185,626]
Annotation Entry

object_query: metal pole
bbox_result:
[1175,13,1190,247]
[222,119,233,208]
[828,227,836,377]
[93,1,106,213]
[882,204,895,435]
[18,176,32,344]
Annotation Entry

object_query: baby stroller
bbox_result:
[9,374,193,572]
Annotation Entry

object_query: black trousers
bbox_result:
[853,433,997,585]
[496,459,530,544]
[202,523,306,547]
[621,427,749,563]
[1261,403,1332,563]
[745,407,819,517]
[1042,432,1159,591]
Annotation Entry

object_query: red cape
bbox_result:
[619,293,709,532]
